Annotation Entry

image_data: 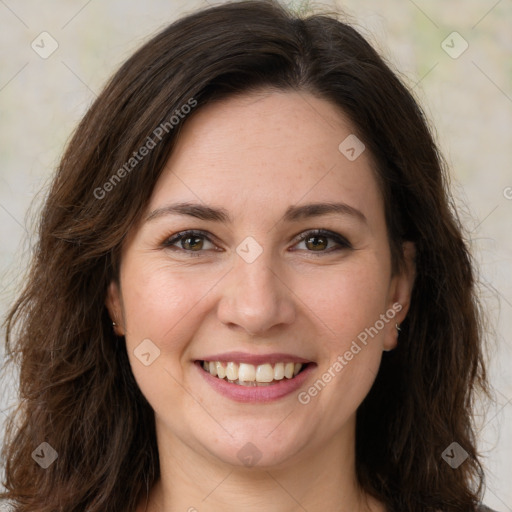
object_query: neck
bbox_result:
[141,416,385,512]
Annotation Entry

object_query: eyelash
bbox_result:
[162,229,352,257]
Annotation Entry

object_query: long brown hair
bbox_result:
[1,1,490,510]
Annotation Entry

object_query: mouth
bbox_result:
[197,360,311,387]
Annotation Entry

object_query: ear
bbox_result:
[105,280,125,336]
[383,241,416,351]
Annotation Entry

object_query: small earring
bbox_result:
[395,323,401,333]
[112,321,117,327]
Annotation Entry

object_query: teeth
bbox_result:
[238,363,256,382]
[202,360,305,384]
[274,362,285,380]
[284,362,294,379]
[215,361,226,379]
[226,362,238,381]
[255,363,274,383]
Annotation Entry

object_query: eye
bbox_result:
[162,230,218,255]
[292,229,352,254]
[162,228,351,257]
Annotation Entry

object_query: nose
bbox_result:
[216,249,296,337]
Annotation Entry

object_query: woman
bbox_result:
[0,1,496,511]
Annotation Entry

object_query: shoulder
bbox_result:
[477,505,499,512]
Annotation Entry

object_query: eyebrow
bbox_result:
[145,201,367,225]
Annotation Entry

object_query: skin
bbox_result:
[106,89,415,512]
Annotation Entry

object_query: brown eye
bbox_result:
[181,235,204,251]
[293,229,351,254]
[304,235,328,251]
[163,230,217,255]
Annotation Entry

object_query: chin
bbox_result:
[200,427,307,470]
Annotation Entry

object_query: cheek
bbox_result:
[302,253,392,412]
[302,259,391,344]
[295,256,390,411]
[121,259,217,345]
[119,261,216,394]
[297,267,387,425]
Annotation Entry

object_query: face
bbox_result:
[106,90,415,470]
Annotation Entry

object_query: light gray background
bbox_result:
[0,0,511,509]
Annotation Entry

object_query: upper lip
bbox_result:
[197,351,313,365]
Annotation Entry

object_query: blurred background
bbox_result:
[0,0,510,509]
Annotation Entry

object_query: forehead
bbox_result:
[148,90,383,227]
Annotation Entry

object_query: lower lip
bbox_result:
[195,361,316,403]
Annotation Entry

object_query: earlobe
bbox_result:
[383,321,402,351]
[392,241,416,320]
[383,241,416,351]
[105,280,124,336]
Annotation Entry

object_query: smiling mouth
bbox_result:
[198,360,310,386]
